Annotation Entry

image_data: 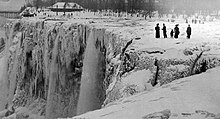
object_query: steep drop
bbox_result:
[77,29,106,115]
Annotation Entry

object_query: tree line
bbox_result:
[29,0,220,16]
[30,0,156,13]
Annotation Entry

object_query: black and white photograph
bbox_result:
[0,0,220,119]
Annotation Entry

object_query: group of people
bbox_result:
[155,23,191,39]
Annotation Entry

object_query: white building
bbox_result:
[49,2,83,13]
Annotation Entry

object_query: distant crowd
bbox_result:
[155,23,191,39]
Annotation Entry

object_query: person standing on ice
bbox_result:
[162,23,167,38]
[174,24,180,38]
[155,23,160,38]
[186,24,192,39]
[170,29,174,38]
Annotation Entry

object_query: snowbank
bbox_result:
[69,67,220,119]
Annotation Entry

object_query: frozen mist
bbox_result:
[77,28,106,115]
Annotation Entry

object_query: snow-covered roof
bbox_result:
[0,0,25,12]
[19,7,36,16]
[51,2,83,9]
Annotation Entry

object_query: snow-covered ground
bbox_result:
[1,14,220,119]
[48,12,220,60]
[36,11,220,59]
[56,15,220,119]
[97,18,220,59]
[68,66,220,119]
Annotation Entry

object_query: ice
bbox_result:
[0,14,220,119]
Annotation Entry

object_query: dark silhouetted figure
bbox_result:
[155,23,160,38]
[170,29,174,38]
[195,19,197,24]
[162,23,167,38]
[186,24,192,39]
[174,24,180,39]
[186,18,188,23]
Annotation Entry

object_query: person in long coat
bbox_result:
[155,23,160,38]
[170,29,174,38]
[186,24,192,39]
[174,24,180,38]
[162,23,167,38]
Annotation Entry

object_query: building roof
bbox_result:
[0,0,26,12]
[50,2,83,9]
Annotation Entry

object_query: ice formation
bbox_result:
[0,17,220,119]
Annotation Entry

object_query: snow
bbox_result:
[1,13,220,119]
[43,13,220,61]
[121,70,153,92]
[70,67,220,119]
[52,15,220,119]
[50,2,83,9]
